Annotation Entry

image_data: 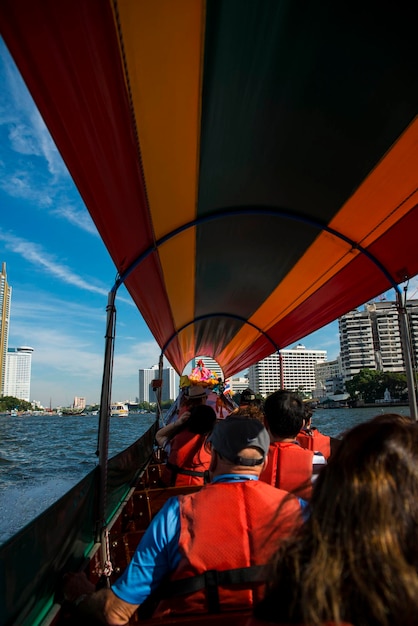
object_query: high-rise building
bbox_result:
[338,300,418,382]
[230,376,250,394]
[315,358,344,397]
[0,262,12,395]
[73,396,86,409]
[139,365,179,403]
[4,346,33,401]
[248,344,327,397]
[161,367,180,402]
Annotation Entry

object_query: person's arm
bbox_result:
[63,573,138,625]
[155,411,190,447]
[63,498,181,623]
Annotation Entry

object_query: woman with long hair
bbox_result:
[251,414,418,626]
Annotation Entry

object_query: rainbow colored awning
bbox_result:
[2,0,418,376]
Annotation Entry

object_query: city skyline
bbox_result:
[1,37,416,408]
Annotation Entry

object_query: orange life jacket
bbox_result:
[296,429,331,459]
[260,441,313,498]
[160,430,211,487]
[154,480,301,617]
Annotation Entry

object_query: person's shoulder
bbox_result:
[255,479,300,502]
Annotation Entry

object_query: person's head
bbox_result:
[260,415,418,626]
[234,403,265,424]
[240,387,257,406]
[185,385,207,408]
[303,401,314,427]
[207,417,270,476]
[263,390,305,439]
[186,404,217,435]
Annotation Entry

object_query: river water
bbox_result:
[0,405,411,545]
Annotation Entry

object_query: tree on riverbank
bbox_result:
[345,369,408,404]
[0,395,33,412]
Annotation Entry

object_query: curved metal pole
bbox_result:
[396,288,418,420]
[114,205,402,295]
[161,312,281,358]
[95,290,117,556]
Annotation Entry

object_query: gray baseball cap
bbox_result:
[208,417,270,466]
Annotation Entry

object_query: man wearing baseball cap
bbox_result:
[64,418,303,623]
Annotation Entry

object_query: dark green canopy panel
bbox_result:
[1,0,418,377]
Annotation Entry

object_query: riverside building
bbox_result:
[314,358,344,398]
[248,344,327,397]
[0,262,12,395]
[4,346,33,401]
[139,365,179,403]
[338,300,418,383]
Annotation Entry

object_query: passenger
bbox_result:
[250,415,418,626]
[260,390,326,497]
[235,403,266,424]
[177,384,207,418]
[234,387,265,422]
[240,387,258,408]
[63,418,303,624]
[296,403,340,459]
[156,404,217,486]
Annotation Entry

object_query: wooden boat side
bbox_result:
[53,461,250,626]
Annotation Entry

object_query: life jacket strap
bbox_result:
[160,564,266,613]
[166,461,208,486]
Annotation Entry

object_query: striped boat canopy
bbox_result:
[2,1,418,377]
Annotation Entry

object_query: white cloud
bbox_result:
[0,169,54,206]
[51,204,98,236]
[0,43,65,178]
[0,42,97,234]
[0,229,108,296]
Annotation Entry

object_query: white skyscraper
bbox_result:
[139,365,179,403]
[161,366,180,402]
[4,346,33,401]
[248,345,327,397]
[0,262,12,395]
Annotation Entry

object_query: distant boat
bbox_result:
[60,407,85,416]
[110,403,129,417]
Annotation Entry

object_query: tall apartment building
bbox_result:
[0,262,12,395]
[161,366,180,402]
[4,346,33,401]
[315,358,344,397]
[248,344,327,397]
[139,365,180,403]
[73,396,86,409]
[339,300,418,382]
[230,376,250,394]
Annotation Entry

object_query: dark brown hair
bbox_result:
[255,414,418,626]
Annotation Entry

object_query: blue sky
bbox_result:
[1,38,414,408]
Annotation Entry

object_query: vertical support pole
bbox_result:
[397,289,418,421]
[156,352,164,423]
[279,350,284,390]
[95,290,117,560]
